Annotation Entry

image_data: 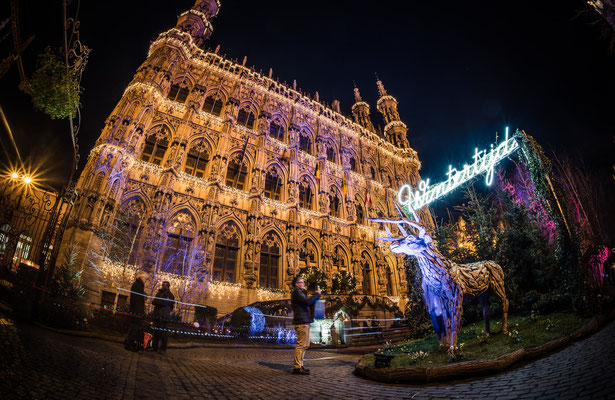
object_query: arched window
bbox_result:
[237,108,256,129]
[168,83,190,103]
[225,155,249,190]
[299,133,312,154]
[326,146,336,163]
[184,142,210,178]
[202,95,224,116]
[213,223,240,283]
[350,157,357,172]
[269,121,285,141]
[370,165,377,180]
[263,168,282,200]
[355,202,365,224]
[299,180,313,210]
[110,199,145,266]
[259,233,281,288]
[141,129,170,165]
[329,188,341,218]
[164,234,193,274]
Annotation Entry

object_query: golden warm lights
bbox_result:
[5,169,37,186]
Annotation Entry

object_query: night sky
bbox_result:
[1,0,614,215]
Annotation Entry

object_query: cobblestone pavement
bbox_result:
[1,316,614,400]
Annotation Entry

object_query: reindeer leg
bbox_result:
[491,274,509,334]
[479,292,491,334]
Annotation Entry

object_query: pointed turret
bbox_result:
[351,83,376,132]
[175,0,220,47]
[375,77,410,148]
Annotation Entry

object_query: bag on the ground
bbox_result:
[143,332,153,350]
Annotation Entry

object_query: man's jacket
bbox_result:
[291,288,321,325]
[152,288,175,321]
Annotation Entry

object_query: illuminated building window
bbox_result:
[299,133,312,154]
[269,121,285,141]
[13,233,32,266]
[263,169,282,200]
[202,95,224,116]
[213,223,240,283]
[141,129,170,165]
[184,143,210,178]
[225,157,249,190]
[100,290,127,311]
[110,200,145,266]
[299,182,313,210]
[163,212,195,275]
[164,233,193,274]
[259,233,281,288]
[326,146,336,163]
[0,224,10,255]
[168,83,190,103]
[237,108,256,129]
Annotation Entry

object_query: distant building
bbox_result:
[60,0,429,315]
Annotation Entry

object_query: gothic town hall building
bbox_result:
[61,0,427,315]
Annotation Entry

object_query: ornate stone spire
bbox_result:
[175,0,221,47]
[376,75,388,97]
[375,76,410,148]
[353,81,363,102]
[351,82,375,132]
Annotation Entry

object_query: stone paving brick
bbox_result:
[1,318,615,399]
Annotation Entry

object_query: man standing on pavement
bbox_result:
[152,281,175,354]
[291,275,321,375]
[125,271,148,352]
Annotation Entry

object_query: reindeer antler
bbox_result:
[367,217,410,241]
[367,202,431,243]
[393,203,427,239]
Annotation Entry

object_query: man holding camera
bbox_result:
[291,275,321,375]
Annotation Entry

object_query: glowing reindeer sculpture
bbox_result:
[368,204,508,350]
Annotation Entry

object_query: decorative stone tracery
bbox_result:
[63,0,426,313]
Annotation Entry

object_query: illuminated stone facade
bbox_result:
[61,0,427,314]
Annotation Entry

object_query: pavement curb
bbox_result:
[354,309,615,384]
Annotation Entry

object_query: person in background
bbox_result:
[290,276,321,375]
[124,271,148,352]
[152,281,175,354]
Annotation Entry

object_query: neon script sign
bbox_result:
[398,128,520,211]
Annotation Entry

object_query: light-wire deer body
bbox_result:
[369,204,508,350]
